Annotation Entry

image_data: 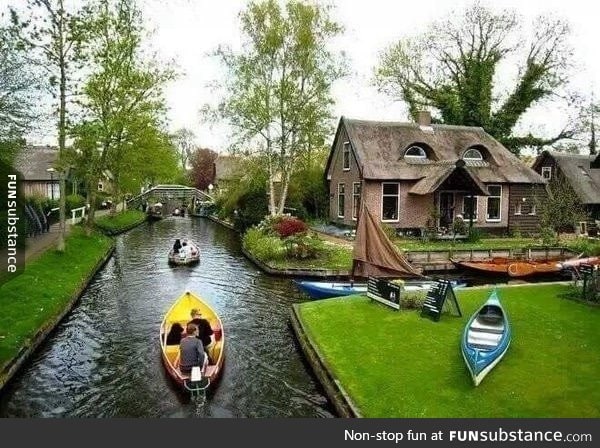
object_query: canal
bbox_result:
[0,218,333,417]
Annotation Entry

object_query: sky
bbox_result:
[24,0,600,152]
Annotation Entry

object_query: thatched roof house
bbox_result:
[326,113,547,235]
[14,145,60,198]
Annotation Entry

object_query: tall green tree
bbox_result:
[10,0,89,250]
[213,0,344,215]
[172,127,196,171]
[374,3,573,155]
[0,26,38,165]
[72,0,175,229]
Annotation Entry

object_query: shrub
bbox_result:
[452,217,467,235]
[66,194,86,212]
[466,227,482,243]
[284,233,326,259]
[539,225,558,247]
[243,227,286,262]
[401,289,428,310]
[273,216,307,238]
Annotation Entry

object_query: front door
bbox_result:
[439,192,454,229]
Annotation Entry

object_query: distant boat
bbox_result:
[461,289,511,386]
[295,279,466,300]
[160,291,225,393]
[147,202,164,221]
[168,241,200,265]
[451,257,563,277]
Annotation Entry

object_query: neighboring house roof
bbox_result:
[14,145,59,181]
[214,155,242,182]
[326,117,545,185]
[533,150,600,205]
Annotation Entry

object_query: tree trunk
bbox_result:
[87,185,97,235]
[57,11,67,252]
[277,169,292,215]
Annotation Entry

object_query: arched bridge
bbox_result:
[127,185,215,215]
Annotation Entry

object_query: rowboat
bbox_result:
[451,257,562,277]
[557,256,600,269]
[159,291,225,393]
[295,279,466,300]
[168,241,200,265]
[147,202,164,221]
[461,289,511,386]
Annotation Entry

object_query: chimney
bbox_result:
[417,110,431,127]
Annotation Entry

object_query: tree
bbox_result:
[10,0,88,250]
[212,0,344,215]
[172,127,196,171]
[0,26,38,165]
[189,147,217,191]
[72,0,175,229]
[374,2,573,155]
[537,175,586,241]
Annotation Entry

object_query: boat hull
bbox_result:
[461,290,511,386]
[168,243,200,265]
[452,257,562,277]
[295,280,465,299]
[160,291,225,393]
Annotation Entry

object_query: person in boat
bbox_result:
[179,323,206,375]
[172,238,182,254]
[166,322,184,345]
[189,309,214,362]
[179,240,190,258]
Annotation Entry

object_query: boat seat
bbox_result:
[468,331,502,348]
[471,318,504,334]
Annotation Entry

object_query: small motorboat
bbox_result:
[451,257,563,277]
[168,241,200,265]
[295,279,465,300]
[147,202,164,221]
[172,207,185,217]
[160,291,225,393]
[461,289,511,386]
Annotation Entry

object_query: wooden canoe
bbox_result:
[451,257,563,277]
[159,291,225,393]
[461,289,511,386]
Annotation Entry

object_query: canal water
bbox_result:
[0,218,333,417]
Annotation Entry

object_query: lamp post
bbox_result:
[46,167,56,200]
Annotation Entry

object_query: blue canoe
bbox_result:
[461,289,511,386]
[295,280,465,300]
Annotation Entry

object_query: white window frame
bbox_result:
[352,182,361,221]
[404,145,427,160]
[462,196,478,220]
[337,183,345,218]
[515,201,522,215]
[342,142,351,171]
[529,203,536,216]
[541,166,552,180]
[486,185,502,222]
[463,148,483,161]
[381,182,400,222]
[46,182,60,199]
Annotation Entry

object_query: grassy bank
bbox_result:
[394,237,540,252]
[266,243,352,270]
[95,210,146,235]
[297,284,600,417]
[0,228,113,372]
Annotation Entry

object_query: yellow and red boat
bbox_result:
[159,291,225,393]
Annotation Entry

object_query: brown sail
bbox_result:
[352,204,422,278]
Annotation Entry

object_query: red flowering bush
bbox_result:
[273,216,307,238]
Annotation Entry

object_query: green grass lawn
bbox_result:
[0,228,113,371]
[297,284,600,417]
[395,237,543,252]
[269,244,353,270]
[95,210,146,235]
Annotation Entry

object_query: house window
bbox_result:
[541,166,552,180]
[404,146,427,159]
[352,182,361,220]
[46,183,60,199]
[463,148,483,160]
[529,204,536,215]
[463,196,478,220]
[98,182,104,192]
[486,185,502,222]
[515,201,522,215]
[342,142,351,170]
[381,183,399,221]
[337,183,345,218]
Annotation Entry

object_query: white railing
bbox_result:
[71,206,87,224]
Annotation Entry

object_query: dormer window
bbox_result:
[343,142,351,170]
[463,148,483,161]
[404,146,427,159]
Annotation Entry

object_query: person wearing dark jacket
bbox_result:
[179,323,205,375]
[172,238,182,254]
[166,322,184,345]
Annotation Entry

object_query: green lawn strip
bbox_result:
[297,284,600,417]
[267,244,352,270]
[394,237,542,252]
[0,228,113,370]
[95,210,146,235]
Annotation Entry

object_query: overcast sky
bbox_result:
[26,0,600,152]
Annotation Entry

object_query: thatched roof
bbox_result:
[14,145,59,181]
[214,154,243,182]
[327,117,545,185]
[533,151,600,205]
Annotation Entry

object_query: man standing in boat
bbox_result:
[179,323,206,375]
